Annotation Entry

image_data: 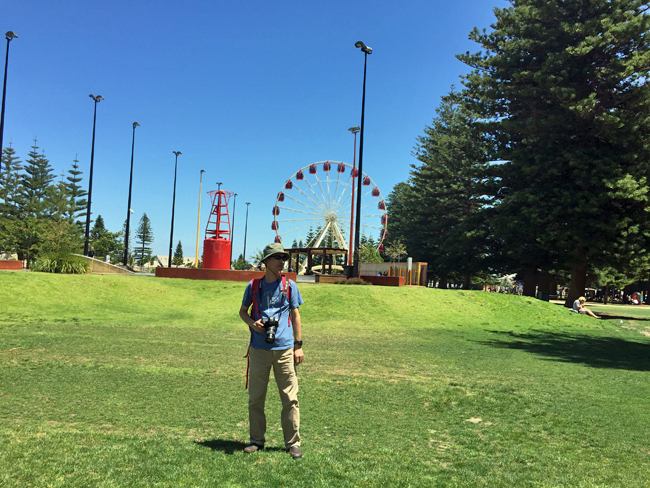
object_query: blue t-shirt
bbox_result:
[242,278,304,350]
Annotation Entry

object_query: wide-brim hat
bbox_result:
[261,242,289,262]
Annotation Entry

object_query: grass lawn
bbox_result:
[1,272,649,487]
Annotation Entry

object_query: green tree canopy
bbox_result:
[89,215,122,259]
[457,0,650,302]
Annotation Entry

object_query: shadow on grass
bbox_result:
[480,330,650,371]
[599,313,650,322]
[195,439,286,454]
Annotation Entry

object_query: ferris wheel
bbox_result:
[272,161,388,260]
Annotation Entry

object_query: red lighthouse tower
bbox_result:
[203,190,233,269]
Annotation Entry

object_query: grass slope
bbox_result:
[1,272,649,487]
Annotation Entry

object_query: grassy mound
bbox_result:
[1,272,649,487]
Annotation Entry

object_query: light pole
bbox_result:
[123,122,139,266]
[84,94,104,256]
[194,169,205,268]
[352,41,372,278]
[229,193,238,265]
[168,151,182,267]
[347,126,360,268]
[216,182,222,191]
[0,31,18,172]
[243,202,251,261]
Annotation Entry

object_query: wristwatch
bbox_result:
[294,341,303,348]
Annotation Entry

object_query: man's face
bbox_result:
[265,254,286,273]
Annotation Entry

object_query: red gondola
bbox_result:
[285,180,293,189]
[351,168,359,177]
[337,163,346,173]
[272,221,279,230]
[363,176,371,186]
[378,200,386,210]
[371,187,380,197]
[380,229,388,239]
[381,214,388,225]
[309,164,317,174]
[323,162,331,171]
[274,235,282,243]
[273,206,280,216]
[277,192,285,202]
[378,243,384,253]
[296,170,304,180]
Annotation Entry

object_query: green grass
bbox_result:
[1,272,649,487]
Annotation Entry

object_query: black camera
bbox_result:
[262,316,279,344]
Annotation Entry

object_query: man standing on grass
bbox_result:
[239,242,304,459]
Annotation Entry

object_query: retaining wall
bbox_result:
[0,260,23,270]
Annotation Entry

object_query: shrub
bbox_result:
[333,278,371,285]
[32,252,90,274]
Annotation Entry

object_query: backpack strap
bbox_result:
[283,275,292,328]
[245,278,261,389]
[250,278,261,321]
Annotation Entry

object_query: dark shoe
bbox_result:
[244,443,263,454]
[288,445,303,459]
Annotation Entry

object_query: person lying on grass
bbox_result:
[572,296,600,319]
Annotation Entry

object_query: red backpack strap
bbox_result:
[282,275,292,328]
[250,278,261,320]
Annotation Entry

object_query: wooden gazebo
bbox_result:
[286,247,348,275]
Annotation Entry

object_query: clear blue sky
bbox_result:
[3,0,503,260]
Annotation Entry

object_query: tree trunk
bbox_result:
[549,278,558,298]
[538,272,551,297]
[564,265,587,308]
[439,277,448,289]
[463,274,471,290]
[522,266,537,297]
[604,284,610,305]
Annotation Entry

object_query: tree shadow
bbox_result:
[598,312,650,322]
[479,330,650,371]
[195,439,285,454]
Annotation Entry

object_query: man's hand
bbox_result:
[251,319,265,334]
[294,347,304,365]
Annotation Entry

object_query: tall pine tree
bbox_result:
[392,90,492,287]
[458,0,650,303]
[134,213,154,267]
[64,156,87,227]
[173,240,184,266]
[0,146,23,256]
[17,139,55,264]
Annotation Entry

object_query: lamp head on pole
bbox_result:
[133,122,140,128]
[348,126,360,133]
[5,31,18,41]
[200,169,205,175]
[355,41,372,54]
[89,94,104,102]
[173,151,182,157]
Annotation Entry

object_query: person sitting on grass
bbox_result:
[572,296,600,319]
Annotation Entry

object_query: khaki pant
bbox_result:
[248,347,300,447]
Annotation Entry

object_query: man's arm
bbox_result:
[240,305,265,334]
[291,307,304,364]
